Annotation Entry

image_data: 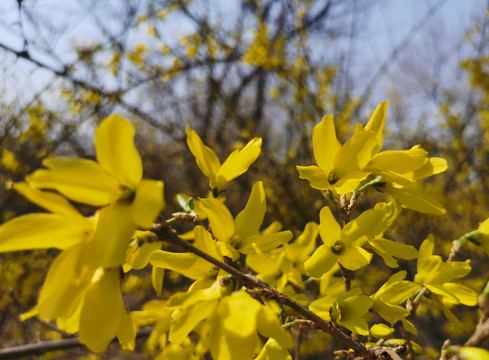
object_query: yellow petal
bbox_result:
[186,126,221,185]
[312,115,341,171]
[95,114,143,187]
[152,267,165,296]
[0,214,89,252]
[215,240,241,260]
[371,298,410,324]
[418,235,435,270]
[79,268,123,352]
[255,338,292,360]
[284,222,318,262]
[369,238,418,261]
[131,179,165,228]
[339,246,372,271]
[194,225,221,259]
[234,181,266,239]
[412,157,447,180]
[169,299,218,344]
[149,250,215,280]
[370,323,394,339]
[318,206,341,246]
[333,170,371,194]
[340,319,370,336]
[342,208,385,244]
[197,198,235,242]
[304,245,337,278]
[364,101,388,153]
[14,182,82,218]
[367,148,427,174]
[126,241,162,270]
[37,242,92,320]
[296,165,330,190]
[385,185,446,215]
[442,283,478,306]
[216,138,262,190]
[116,307,136,351]
[257,304,293,349]
[27,158,120,206]
[221,291,261,337]
[238,231,292,255]
[334,130,377,174]
[92,203,138,268]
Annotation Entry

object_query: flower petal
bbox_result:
[92,203,138,268]
[364,101,388,153]
[339,246,372,271]
[14,182,82,218]
[234,181,266,239]
[197,198,235,243]
[367,147,427,174]
[312,115,341,171]
[318,206,341,246]
[79,268,123,352]
[384,185,446,215]
[216,138,262,189]
[0,214,89,252]
[131,179,165,228]
[238,231,293,255]
[149,250,216,280]
[27,158,120,206]
[186,126,221,186]
[95,114,143,187]
[296,165,330,190]
[304,245,336,278]
[334,130,377,174]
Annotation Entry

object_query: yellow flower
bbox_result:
[310,288,373,335]
[304,205,388,278]
[296,114,377,194]
[186,126,262,193]
[195,181,292,260]
[26,114,165,267]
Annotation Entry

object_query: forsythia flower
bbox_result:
[195,181,293,260]
[310,288,373,335]
[186,126,262,193]
[296,114,377,194]
[304,205,389,278]
[26,114,165,267]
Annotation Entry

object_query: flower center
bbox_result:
[327,170,339,185]
[331,240,344,255]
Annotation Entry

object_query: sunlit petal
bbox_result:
[27,158,120,206]
[131,179,165,228]
[313,115,340,171]
[95,114,143,187]
[234,181,266,239]
[296,165,330,190]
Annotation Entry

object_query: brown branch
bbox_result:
[151,221,371,358]
[0,328,152,359]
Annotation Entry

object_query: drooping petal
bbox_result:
[296,165,330,190]
[221,291,260,338]
[371,298,410,324]
[27,158,120,206]
[340,289,373,320]
[340,319,370,336]
[92,203,138,268]
[149,250,216,280]
[234,181,266,239]
[338,246,372,271]
[333,170,371,194]
[412,157,448,180]
[197,198,235,243]
[79,268,123,352]
[116,306,136,351]
[238,231,292,255]
[95,114,143,188]
[186,126,221,185]
[255,338,292,360]
[169,299,218,345]
[368,238,418,262]
[442,283,478,306]
[131,179,165,228]
[194,225,221,259]
[432,260,472,285]
[0,214,89,252]
[284,222,318,262]
[318,206,341,246]
[37,242,93,321]
[14,182,82,219]
[304,245,337,278]
[257,304,293,349]
[312,115,341,171]
[364,101,388,153]
[385,185,446,215]
[216,138,262,190]
[342,208,385,245]
[367,147,428,174]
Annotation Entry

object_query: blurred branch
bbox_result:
[0,328,152,359]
